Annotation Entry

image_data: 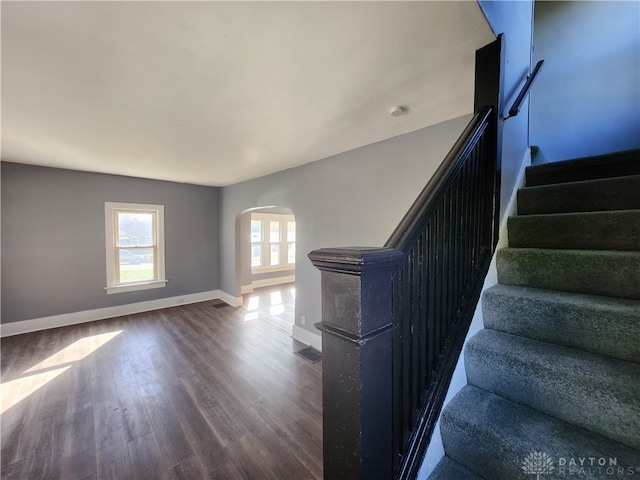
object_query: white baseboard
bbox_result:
[498,147,531,249]
[292,324,322,352]
[217,290,244,307]
[0,289,242,338]
[241,275,295,295]
[252,275,295,289]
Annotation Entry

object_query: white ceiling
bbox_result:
[1,1,493,187]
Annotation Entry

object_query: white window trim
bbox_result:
[105,202,167,295]
[251,213,295,274]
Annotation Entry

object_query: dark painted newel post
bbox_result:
[308,247,404,480]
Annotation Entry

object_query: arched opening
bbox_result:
[235,206,296,334]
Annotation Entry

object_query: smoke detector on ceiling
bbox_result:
[390,106,408,117]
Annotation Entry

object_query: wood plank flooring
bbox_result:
[0,285,322,479]
[242,284,296,335]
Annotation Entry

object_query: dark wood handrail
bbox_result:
[386,107,493,252]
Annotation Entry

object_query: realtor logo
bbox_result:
[523,451,555,479]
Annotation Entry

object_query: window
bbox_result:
[250,219,263,267]
[105,202,166,294]
[250,213,295,272]
[287,220,296,264]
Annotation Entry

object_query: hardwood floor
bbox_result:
[242,284,296,335]
[0,285,322,479]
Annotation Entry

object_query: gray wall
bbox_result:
[479,0,534,220]
[530,1,640,162]
[220,115,472,337]
[1,162,220,323]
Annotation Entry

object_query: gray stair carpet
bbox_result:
[430,149,640,479]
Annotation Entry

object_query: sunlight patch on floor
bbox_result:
[1,330,123,415]
[270,291,282,305]
[25,330,123,373]
[1,366,71,414]
[246,296,260,311]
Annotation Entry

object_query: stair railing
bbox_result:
[309,37,503,480]
[388,105,498,478]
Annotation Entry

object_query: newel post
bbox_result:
[308,247,405,480]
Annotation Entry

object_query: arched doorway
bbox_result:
[236,206,296,334]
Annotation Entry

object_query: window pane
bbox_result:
[117,212,154,247]
[269,221,280,242]
[251,245,262,267]
[119,248,154,283]
[270,244,280,266]
[287,221,296,242]
[288,242,295,264]
[251,220,262,242]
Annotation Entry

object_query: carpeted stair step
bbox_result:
[507,210,640,251]
[465,329,640,449]
[429,456,485,480]
[525,148,640,187]
[496,248,640,300]
[482,285,640,364]
[517,174,640,215]
[439,385,640,480]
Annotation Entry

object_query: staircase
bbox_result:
[430,149,640,479]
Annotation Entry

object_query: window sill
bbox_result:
[106,280,168,295]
